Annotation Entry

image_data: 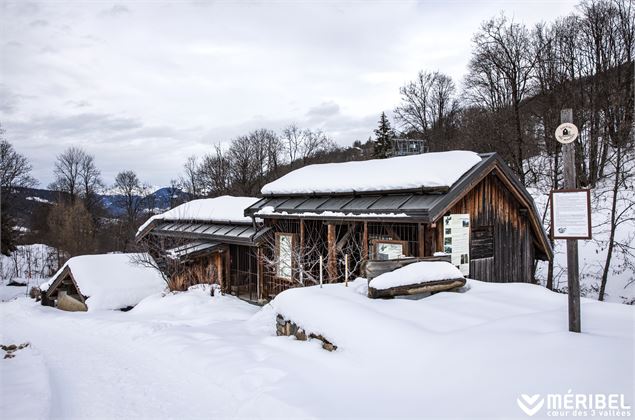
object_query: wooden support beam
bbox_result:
[300,219,305,251]
[215,253,223,290]
[417,223,425,257]
[362,221,369,260]
[224,248,231,294]
[257,247,264,301]
[327,223,337,282]
[426,223,438,255]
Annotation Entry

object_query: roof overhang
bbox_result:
[137,219,268,247]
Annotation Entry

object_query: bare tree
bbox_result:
[464,14,540,184]
[280,125,337,167]
[198,144,232,197]
[50,147,103,208]
[50,147,83,201]
[180,155,200,199]
[112,170,151,251]
[133,236,218,292]
[394,70,459,151]
[0,133,37,255]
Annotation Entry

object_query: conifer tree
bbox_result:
[373,112,394,158]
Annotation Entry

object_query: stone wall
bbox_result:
[276,314,337,351]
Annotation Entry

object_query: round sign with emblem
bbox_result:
[555,123,579,144]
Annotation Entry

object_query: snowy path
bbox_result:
[1,291,314,419]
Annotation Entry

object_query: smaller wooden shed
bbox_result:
[135,196,268,301]
[40,253,166,311]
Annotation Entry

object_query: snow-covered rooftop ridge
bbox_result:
[137,195,259,234]
[40,253,166,311]
[261,151,482,195]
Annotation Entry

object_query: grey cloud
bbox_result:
[29,19,48,27]
[98,4,130,18]
[0,86,21,114]
[306,101,340,118]
[8,113,143,141]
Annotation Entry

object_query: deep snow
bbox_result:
[1,281,632,419]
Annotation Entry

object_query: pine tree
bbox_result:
[373,112,394,158]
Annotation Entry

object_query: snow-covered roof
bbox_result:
[261,151,482,195]
[138,196,259,234]
[40,253,166,311]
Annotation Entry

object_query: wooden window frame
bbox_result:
[275,232,295,280]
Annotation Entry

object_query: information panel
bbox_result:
[551,189,592,239]
[443,214,470,276]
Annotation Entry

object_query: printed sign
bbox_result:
[443,214,470,275]
[551,189,592,239]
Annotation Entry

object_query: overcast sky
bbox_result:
[1,0,577,188]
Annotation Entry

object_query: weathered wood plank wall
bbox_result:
[438,173,536,283]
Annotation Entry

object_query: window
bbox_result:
[276,233,293,279]
[372,240,408,260]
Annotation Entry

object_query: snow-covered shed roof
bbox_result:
[261,150,482,196]
[41,253,166,311]
[138,196,259,233]
[136,196,266,245]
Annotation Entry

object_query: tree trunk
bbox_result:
[598,147,621,301]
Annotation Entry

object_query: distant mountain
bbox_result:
[10,186,190,221]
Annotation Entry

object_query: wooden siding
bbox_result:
[437,172,536,283]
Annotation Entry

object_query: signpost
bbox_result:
[553,109,587,333]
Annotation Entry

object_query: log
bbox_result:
[368,278,466,299]
[363,255,452,280]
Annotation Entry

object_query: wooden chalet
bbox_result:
[244,151,552,299]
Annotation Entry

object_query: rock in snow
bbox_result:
[368,260,464,290]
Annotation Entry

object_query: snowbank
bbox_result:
[0,343,51,419]
[40,253,166,311]
[1,279,632,419]
[368,261,464,290]
[261,150,482,195]
[137,195,259,234]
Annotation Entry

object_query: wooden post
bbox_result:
[344,254,349,287]
[327,223,337,282]
[417,223,425,257]
[215,253,223,290]
[362,222,369,260]
[319,255,323,288]
[224,248,231,295]
[561,108,581,333]
[256,247,264,301]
